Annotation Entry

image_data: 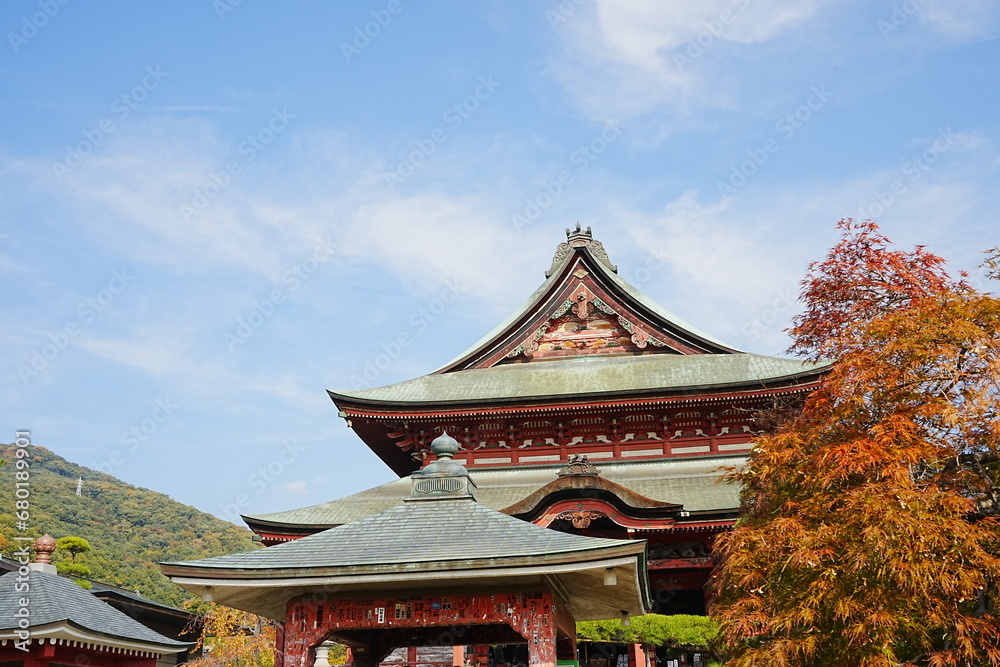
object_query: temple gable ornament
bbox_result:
[557,454,600,477]
[545,223,617,278]
[505,293,670,360]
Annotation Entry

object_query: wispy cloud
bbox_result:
[148,105,249,113]
[916,0,1000,42]
[625,129,1000,353]
[547,0,834,120]
[283,480,310,496]
[0,100,60,110]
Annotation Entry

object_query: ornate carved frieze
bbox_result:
[506,289,675,360]
[646,541,714,569]
[649,542,709,559]
[526,305,637,359]
[385,406,760,465]
[285,591,557,667]
[556,510,606,529]
[505,325,548,359]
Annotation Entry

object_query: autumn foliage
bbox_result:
[181,601,280,667]
[711,220,1000,666]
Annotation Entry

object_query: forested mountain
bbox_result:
[0,443,258,607]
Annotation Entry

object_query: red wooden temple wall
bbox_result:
[284,591,564,667]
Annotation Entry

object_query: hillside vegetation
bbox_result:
[0,443,258,606]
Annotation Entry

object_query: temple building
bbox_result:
[243,226,829,618]
[1,536,191,667]
[163,432,651,667]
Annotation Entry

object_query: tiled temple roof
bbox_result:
[163,434,651,622]
[244,457,743,529]
[0,568,188,649]
[169,497,642,572]
[332,353,828,407]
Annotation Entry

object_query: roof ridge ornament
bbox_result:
[29,534,58,573]
[557,453,601,477]
[567,222,592,244]
[545,224,618,277]
[408,431,478,501]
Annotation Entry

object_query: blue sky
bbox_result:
[2,1,998,524]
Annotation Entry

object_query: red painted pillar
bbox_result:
[627,643,645,667]
[502,592,557,667]
[284,601,314,667]
[526,618,556,667]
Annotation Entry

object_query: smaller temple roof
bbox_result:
[171,498,641,572]
[164,434,650,622]
[0,567,189,653]
[333,353,828,407]
[244,457,742,530]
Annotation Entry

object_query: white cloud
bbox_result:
[148,105,249,113]
[18,118,531,305]
[9,110,997,387]
[340,193,536,300]
[548,0,834,119]
[284,480,310,496]
[917,0,1000,42]
[622,129,1000,354]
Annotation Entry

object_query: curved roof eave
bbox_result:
[161,543,645,580]
[500,476,681,518]
[165,552,651,623]
[0,570,189,649]
[331,354,832,409]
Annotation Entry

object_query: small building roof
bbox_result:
[171,497,643,572]
[245,456,742,530]
[0,567,189,654]
[164,434,651,623]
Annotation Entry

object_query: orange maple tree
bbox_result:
[711,220,1000,666]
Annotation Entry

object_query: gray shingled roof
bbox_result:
[0,568,188,648]
[245,457,743,528]
[334,353,828,405]
[169,497,642,572]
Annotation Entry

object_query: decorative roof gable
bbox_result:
[438,225,740,372]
